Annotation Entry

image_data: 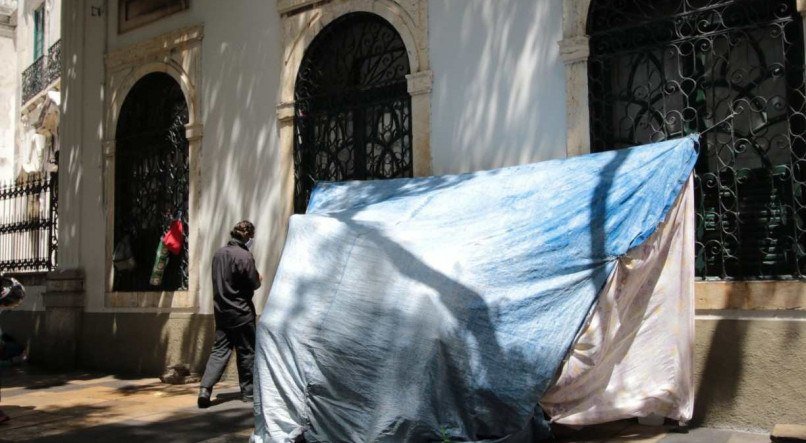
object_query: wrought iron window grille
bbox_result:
[293,12,414,213]
[588,0,806,280]
[114,73,189,292]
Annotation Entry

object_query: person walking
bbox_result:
[198,220,261,408]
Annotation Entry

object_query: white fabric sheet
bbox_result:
[541,177,695,425]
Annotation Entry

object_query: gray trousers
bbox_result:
[200,320,255,394]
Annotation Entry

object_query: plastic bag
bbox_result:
[113,235,136,271]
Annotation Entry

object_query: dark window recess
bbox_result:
[293,12,413,213]
[114,73,189,291]
[588,0,806,280]
[33,6,44,61]
[118,0,189,33]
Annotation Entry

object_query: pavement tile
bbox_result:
[0,367,779,442]
[0,410,70,431]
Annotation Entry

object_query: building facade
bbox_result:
[0,0,59,284]
[1,0,803,432]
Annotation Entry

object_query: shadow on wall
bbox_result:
[77,312,216,376]
[56,1,285,375]
[195,1,284,317]
[430,0,567,174]
[109,1,287,375]
[693,308,747,428]
[691,285,748,426]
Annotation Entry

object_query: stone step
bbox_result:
[772,424,806,442]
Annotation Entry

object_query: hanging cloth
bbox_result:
[163,219,185,256]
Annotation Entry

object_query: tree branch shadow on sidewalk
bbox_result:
[0,399,253,443]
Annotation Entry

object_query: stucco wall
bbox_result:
[429,0,567,174]
[693,315,806,432]
[73,0,570,314]
[0,35,16,180]
[17,0,60,73]
[67,0,284,315]
[78,312,216,375]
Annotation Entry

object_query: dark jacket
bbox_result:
[212,238,261,328]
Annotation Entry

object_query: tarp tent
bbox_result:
[252,136,698,442]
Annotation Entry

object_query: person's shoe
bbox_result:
[241,391,254,403]
[197,387,212,409]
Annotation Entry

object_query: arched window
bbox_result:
[114,73,189,291]
[588,0,806,280]
[293,12,413,213]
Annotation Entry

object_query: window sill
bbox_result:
[695,281,805,310]
[106,290,194,309]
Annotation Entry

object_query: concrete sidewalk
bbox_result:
[0,366,773,442]
[0,366,252,442]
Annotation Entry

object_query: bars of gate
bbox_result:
[0,173,58,273]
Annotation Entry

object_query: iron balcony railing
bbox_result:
[21,39,60,104]
[0,173,58,273]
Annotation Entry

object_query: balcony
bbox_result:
[22,39,60,105]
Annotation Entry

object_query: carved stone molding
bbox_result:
[558,36,590,65]
[274,0,433,229]
[105,25,204,71]
[277,0,323,16]
[184,123,203,142]
[278,0,429,102]
[406,69,432,96]
[103,25,204,310]
[561,0,592,157]
[276,101,295,124]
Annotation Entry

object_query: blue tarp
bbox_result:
[253,136,698,442]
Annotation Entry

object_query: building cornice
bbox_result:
[105,25,204,71]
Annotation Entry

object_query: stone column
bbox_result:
[41,269,85,370]
[276,101,295,220]
[58,0,84,267]
[185,123,203,306]
[559,36,591,157]
[406,70,433,177]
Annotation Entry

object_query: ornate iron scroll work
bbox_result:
[293,12,413,213]
[114,73,189,291]
[0,173,58,272]
[588,0,806,280]
[21,40,61,104]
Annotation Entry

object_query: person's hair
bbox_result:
[230,220,255,241]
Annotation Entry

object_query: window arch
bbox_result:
[588,0,806,280]
[114,72,189,291]
[293,12,413,213]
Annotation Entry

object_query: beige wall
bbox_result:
[694,315,806,432]
[59,0,284,315]
[16,0,60,69]
[78,312,217,375]
[0,35,16,180]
